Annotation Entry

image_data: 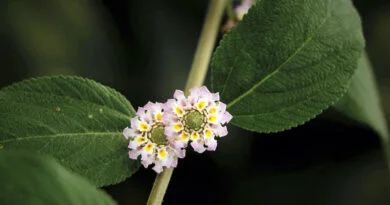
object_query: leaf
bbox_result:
[334,53,389,141]
[0,151,116,205]
[211,0,365,133]
[0,76,139,187]
[334,54,390,173]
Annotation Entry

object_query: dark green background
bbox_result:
[2,0,390,204]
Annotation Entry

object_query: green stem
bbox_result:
[147,167,174,205]
[226,0,237,21]
[146,0,226,205]
[184,0,227,93]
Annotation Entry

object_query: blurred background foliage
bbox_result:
[2,0,390,204]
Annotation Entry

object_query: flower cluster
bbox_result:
[163,87,232,153]
[123,86,232,173]
[123,102,181,173]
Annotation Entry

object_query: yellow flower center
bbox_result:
[191,132,199,140]
[208,115,217,123]
[137,136,147,144]
[158,149,167,159]
[196,101,206,110]
[175,107,184,116]
[139,122,149,131]
[145,143,154,153]
[173,123,183,131]
[204,129,212,138]
[181,132,189,141]
[156,112,163,121]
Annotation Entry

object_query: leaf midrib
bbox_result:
[226,11,333,109]
[0,132,122,143]
[226,36,313,109]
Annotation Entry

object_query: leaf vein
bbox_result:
[0,132,122,144]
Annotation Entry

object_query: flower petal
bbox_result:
[211,124,228,137]
[153,163,164,173]
[141,155,153,168]
[219,111,233,124]
[128,150,139,160]
[128,140,138,149]
[123,127,132,139]
[190,140,206,153]
[205,138,217,151]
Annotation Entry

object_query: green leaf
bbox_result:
[334,53,389,140]
[0,76,139,187]
[334,54,390,173]
[211,0,365,133]
[0,151,116,205]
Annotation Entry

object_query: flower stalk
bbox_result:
[146,0,227,204]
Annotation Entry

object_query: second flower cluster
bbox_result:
[123,86,232,173]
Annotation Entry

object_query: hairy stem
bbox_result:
[147,167,174,205]
[146,0,226,205]
[184,0,227,93]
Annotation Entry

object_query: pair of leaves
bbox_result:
[0,76,139,187]
[0,151,116,205]
[0,0,382,190]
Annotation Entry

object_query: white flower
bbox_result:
[163,86,232,153]
[123,102,184,173]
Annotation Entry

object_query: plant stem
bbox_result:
[226,0,237,21]
[147,167,174,205]
[184,0,227,93]
[146,0,226,205]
